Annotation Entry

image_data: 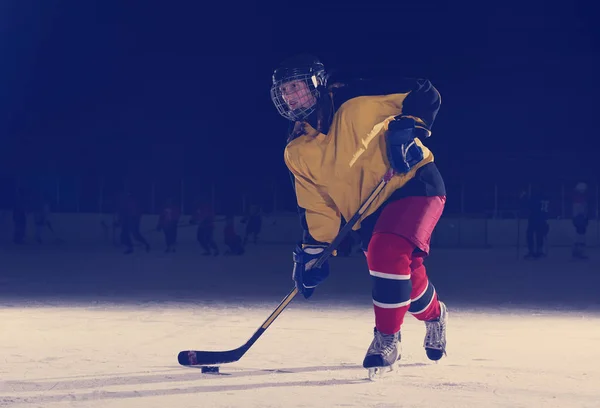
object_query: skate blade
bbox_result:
[367,363,396,381]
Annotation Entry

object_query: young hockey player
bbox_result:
[271,54,447,377]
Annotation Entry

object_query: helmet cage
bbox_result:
[270,63,327,122]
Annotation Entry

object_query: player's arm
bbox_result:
[379,79,441,174]
[284,149,340,299]
[335,77,441,138]
[284,161,341,247]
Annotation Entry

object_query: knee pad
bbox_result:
[367,233,414,309]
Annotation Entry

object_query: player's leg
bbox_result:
[208,227,219,255]
[362,232,412,369]
[120,220,133,254]
[409,256,447,360]
[572,216,588,259]
[165,225,176,252]
[525,220,536,258]
[197,226,211,254]
[131,217,150,251]
[535,222,545,257]
[408,256,440,321]
[370,195,447,361]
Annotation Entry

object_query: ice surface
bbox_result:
[1,242,599,407]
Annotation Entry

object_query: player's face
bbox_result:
[279,80,316,110]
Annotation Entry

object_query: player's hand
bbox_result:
[385,117,424,174]
[292,244,330,299]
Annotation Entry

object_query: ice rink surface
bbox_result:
[1,242,599,408]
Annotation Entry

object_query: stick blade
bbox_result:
[178,349,244,366]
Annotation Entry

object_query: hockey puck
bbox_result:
[201,366,220,374]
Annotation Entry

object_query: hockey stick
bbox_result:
[177,169,396,367]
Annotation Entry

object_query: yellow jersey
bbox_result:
[284,78,442,245]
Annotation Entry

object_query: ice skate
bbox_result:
[424,301,447,361]
[362,328,401,380]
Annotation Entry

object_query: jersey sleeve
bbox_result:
[284,149,341,246]
[333,76,441,138]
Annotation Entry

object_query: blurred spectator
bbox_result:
[118,192,151,254]
[223,215,244,255]
[521,185,550,259]
[242,203,262,245]
[191,201,219,256]
[33,192,55,244]
[571,182,589,259]
[157,198,181,253]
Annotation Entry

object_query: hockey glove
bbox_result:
[385,117,424,174]
[292,244,330,299]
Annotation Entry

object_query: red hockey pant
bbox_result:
[365,196,445,334]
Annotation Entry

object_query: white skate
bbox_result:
[424,301,447,361]
[362,328,401,380]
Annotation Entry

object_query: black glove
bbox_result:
[385,117,424,174]
[292,244,330,299]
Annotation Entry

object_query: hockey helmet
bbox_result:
[270,54,328,122]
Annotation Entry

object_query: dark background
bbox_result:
[1,0,598,216]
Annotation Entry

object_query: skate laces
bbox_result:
[424,309,446,351]
[369,330,398,356]
[424,321,442,348]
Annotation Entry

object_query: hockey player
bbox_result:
[270,54,447,376]
[522,186,550,259]
[157,198,181,253]
[118,192,151,254]
[191,201,219,256]
[572,182,589,259]
[224,215,245,255]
